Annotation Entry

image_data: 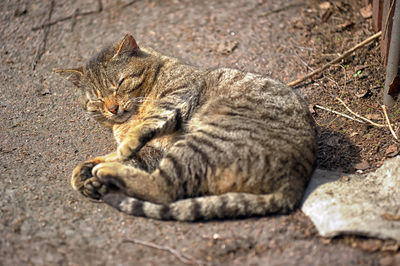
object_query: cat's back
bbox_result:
[203,68,314,130]
[205,68,300,103]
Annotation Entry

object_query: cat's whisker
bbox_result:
[123,97,156,110]
[131,97,156,103]
[87,112,104,119]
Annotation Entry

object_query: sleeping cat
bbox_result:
[57,34,317,221]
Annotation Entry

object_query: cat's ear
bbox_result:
[54,67,84,87]
[114,34,139,58]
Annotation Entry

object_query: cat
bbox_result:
[57,34,317,221]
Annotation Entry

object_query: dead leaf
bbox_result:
[388,75,400,96]
[355,89,370,98]
[354,161,370,170]
[385,144,399,157]
[381,243,399,252]
[325,190,334,196]
[335,21,354,32]
[41,87,51,95]
[340,176,350,182]
[336,2,350,12]
[355,65,367,72]
[215,40,238,55]
[14,8,27,17]
[320,238,332,245]
[359,239,383,252]
[40,80,51,96]
[319,2,331,10]
[381,213,400,221]
[365,113,381,120]
[360,4,372,18]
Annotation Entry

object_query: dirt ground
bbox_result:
[1,0,399,265]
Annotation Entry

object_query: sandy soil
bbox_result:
[1,0,399,265]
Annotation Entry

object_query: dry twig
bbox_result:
[31,0,55,70]
[122,238,207,266]
[120,0,139,9]
[294,50,314,72]
[382,105,398,140]
[70,8,80,32]
[335,97,386,127]
[315,99,399,141]
[288,31,382,87]
[32,0,103,31]
[314,104,366,124]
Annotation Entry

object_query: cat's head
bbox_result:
[56,34,160,127]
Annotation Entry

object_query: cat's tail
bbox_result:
[102,191,296,221]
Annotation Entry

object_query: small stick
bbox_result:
[314,104,366,124]
[31,0,55,70]
[120,0,138,9]
[294,50,314,71]
[382,105,398,140]
[122,238,207,266]
[335,97,386,127]
[32,0,103,31]
[70,7,79,32]
[288,31,382,87]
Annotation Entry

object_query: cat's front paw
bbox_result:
[82,177,108,199]
[71,161,97,192]
[92,162,130,186]
[117,139,142,161]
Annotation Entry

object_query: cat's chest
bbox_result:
[113,123,131,144]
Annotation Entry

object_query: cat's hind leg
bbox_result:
[73,145,164,199]
[91,162,175,203]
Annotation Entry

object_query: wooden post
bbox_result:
[383,0,400,106]
[372,0,384,30]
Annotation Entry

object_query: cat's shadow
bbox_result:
[301,126,362,201]
[316,127,362,174]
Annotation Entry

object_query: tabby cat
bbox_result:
[57,34,317,221]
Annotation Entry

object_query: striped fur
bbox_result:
[58,35,317,221]
[103,192,285,221]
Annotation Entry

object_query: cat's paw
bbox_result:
[92,162,129,185]
[117,139,141,161]
[71,161,97,192]
[82,177,108,199]
[79,162,130,199]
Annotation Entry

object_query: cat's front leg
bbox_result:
[117,130,147,162]
[118,109,180,161]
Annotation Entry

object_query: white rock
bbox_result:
[301,156,400,240]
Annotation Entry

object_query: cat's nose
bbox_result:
[108,104,119,114]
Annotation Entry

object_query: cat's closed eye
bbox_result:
[118,77,125,88]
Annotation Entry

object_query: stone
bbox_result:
[301,156,400,241]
